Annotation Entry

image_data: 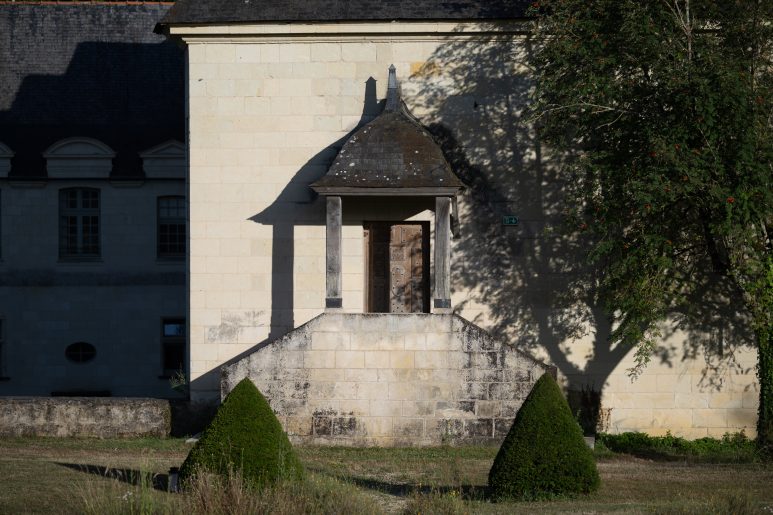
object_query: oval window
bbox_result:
[65,342,96,363]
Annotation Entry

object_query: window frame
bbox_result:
[0,318,7,380]
[64,341,97,364]
[157,195,186,260]
[160,317,186,378]
[58,187,101,260]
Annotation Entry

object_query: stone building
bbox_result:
[157,0,759,442]
[0,3,187,397]
[0,0,759,443]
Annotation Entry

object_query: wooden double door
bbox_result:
[365,222,430,313]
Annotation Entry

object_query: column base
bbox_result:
[325,297,343,310]
[433,298,452,314]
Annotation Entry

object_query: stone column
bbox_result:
[433,196,452,313]
[325,196,343,310]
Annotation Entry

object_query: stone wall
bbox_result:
[0,180,187,398]
[178,22,759,438]
[222,313,549,446]
[0,397,170,437]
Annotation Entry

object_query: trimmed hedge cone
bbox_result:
[488,373,600,500]
[179,378,304,486]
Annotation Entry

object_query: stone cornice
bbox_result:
[169,20,531,43]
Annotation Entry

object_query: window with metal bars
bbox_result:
[0,318,7,379]
[161,318,185,377]
[59,188,100,259]
[157,196,186,259]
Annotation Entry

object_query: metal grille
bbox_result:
[158,196,186,258]
[161,318,185,374]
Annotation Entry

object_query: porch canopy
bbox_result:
[311,65,463,313]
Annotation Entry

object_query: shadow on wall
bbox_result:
[404,30,755,433]
[188,32,755,423]
[188,78,388,396]
[0,41,184,177]
[0,36,186,397]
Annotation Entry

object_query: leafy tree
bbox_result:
[529,0,772,448]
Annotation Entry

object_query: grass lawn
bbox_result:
[0,437,771,514]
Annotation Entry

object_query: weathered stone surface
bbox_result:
[0,397,170,438]
[222,313,548,446]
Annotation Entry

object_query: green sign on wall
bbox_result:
[502,216,519,226]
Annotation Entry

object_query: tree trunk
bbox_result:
[758,325,773,452]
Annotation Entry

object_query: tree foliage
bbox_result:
[529,0,772,446]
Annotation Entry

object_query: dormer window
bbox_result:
[140,140,186,179]
[43,137,114,178]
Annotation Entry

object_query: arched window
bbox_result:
[59,188,100,259]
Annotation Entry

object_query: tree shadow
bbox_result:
[249,77,383,341]
[55,462,170,492]
[404,27,755,433]
[307,464,490,501]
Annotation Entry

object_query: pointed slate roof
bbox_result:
[311,66,463,197]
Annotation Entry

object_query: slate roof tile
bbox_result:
[0,4,184,178]
[159,0,530,26]
[311,67,462,193]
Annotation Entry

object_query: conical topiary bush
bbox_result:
[488,373,600,500]
[178,378,304,486]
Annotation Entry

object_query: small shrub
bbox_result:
[488,373,600,500]
[178,378,304,487]
[597,430,758,462]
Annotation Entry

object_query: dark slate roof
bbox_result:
[311,67,462,196]
[0,4,184,178]
[159,0,530,26]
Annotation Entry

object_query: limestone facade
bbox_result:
[175,21,758,438]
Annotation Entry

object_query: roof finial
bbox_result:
[385,64,400,112]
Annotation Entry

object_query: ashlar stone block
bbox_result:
[389,351,415,369]
[221,313,548,445]
[335,350,365,369]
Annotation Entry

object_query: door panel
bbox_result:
[367,222,429,313]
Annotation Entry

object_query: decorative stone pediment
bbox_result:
[139,140,186,178]
[43,137,115,178]
[0,142,13,177]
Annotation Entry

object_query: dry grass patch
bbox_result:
[0,438,771,514]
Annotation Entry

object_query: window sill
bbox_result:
[58,257,103,264]
[156,257,185,264]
